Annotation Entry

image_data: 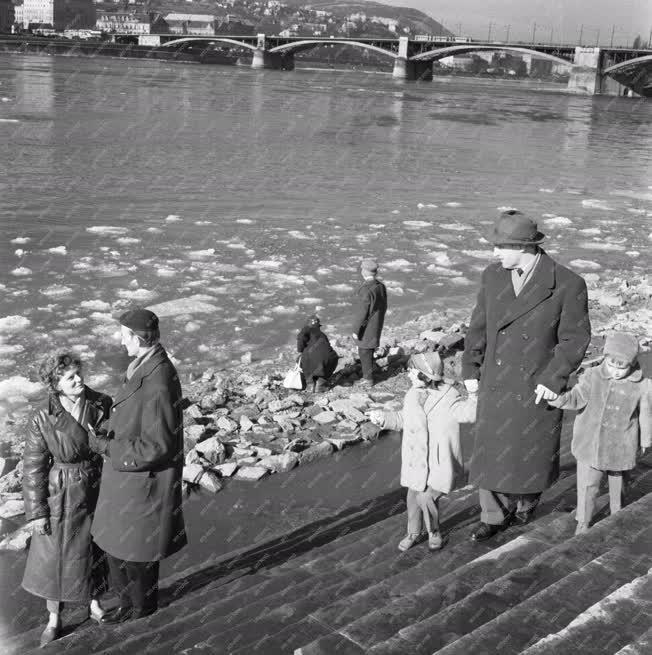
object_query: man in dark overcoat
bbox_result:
[351,259,388,386]
[462,211,590,541]
[89,308,187,622]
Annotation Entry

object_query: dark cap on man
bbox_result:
[489,210,545,246]
[308,314,321,326]
[119,308,159,332]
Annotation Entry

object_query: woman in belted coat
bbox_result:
[297,315,339,392]
[22,351,111,647]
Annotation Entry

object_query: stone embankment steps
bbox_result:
[11,459,652,655]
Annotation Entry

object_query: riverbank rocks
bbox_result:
[298,441,334,465]
[195,437,227,466]
[312,410,338,425]
[0,524,31,551]
[0,499,24,519]
[0,461,23,494]
[234,466,268,481]
[259,452,299,473]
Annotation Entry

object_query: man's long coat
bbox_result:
[462,251,591,493]
[91,345,187,562]
[351,278,388,349]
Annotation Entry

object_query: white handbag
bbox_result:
[283,363,304,390]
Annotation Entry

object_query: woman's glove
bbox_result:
[87,425,111,456]
[29,517,50,535]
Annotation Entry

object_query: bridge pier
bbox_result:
[251,48,294,71]
[392,58,433,81]
[568,47,603,94]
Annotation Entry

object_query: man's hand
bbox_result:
[87,425,111,456]
[464,379,479,394]
[535,384,558,405]
[29,517,50,535]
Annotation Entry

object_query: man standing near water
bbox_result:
[89,308,187,622]
[352,259,387,387]
[462,211,590,541]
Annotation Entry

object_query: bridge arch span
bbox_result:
[159,37,258,51]
[411,44,572,67]
[602,54,652,75]
[268,39,397,60]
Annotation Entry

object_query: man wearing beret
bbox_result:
[351,259,388,387]
[89,308,186,622]
[462,211,591,541]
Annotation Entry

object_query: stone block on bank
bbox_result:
[182,464,205,485]
[369,391,395,403]
[234,466,268,481]
[0,462,23,494]
[313,411,337,425]
[439,332,465,350]
[239,415,254,432]
[0,457,19,478]
[419,329,445,343]
[213,462,238,477]
[259,452,299,473]
[184,424,206,450]
[216,416,238,434]
[235,456,260,465]
[255,446,273,457]
[337,419,360,433]
[0,524,31,552]
[360,422,381,442]
[347,393,372,409]
[198,470,222,493]
[0,499,24,519]
[195,437,227,466]
[268,397,300,413]
[299,441,334,465]
[327,434,361,451]
[200,391,227,411]
[184,404,203,420]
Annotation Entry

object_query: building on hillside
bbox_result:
[164,13,215,36]
[18,0,95,30]
[96,10,150,34]
[370,16,398,32]
[0,0,15,31]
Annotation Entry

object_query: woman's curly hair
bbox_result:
[38,351,83,392]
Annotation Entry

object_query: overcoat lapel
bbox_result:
[111,346,167,408]
[496,253,556,330]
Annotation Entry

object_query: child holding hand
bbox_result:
[369,352,477,552]
[548,332,651,534]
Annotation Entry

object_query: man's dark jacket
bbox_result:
[352,278,388,349]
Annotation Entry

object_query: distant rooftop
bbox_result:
[164,13,216,22]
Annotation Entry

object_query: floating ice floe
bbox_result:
[0,118,19,123]
[497,206,518,212]
[439,223,472,231]
[297,297,322,305]
[626,251,640,258]
[11,267,32,276]
[579,228,601,235]
[403,221,432,228]
[147,295,220,317]
[165,215,182,222]
[245,259,286,271]
[87,373,111,387]
[539,188,555,193]
[383,259,414,271]
[0,316,30,333]
[391,210,400,214]
[116,237,141,245]
[581,199,614,211]
[188,249,215,259]
[543,216,573,226]
[14,249,25,257]
[287,231,313,240]
[610,190,652,202]
[146,227,163,234]
[426,264,464,277]
[41,285,74,297]
[227,243,247,249]
[427,252,453,267]
[445,202,461,207]
[626,208,646,215]
[0,376,43,404]
[450,277,473,286]
[462,249,494,260]
[87,226,129,236]
[578,241,625,252]
[569,259,601,270]
[270,305,299,315]
[369,224,385,229]
[89,312,115,323]
[47,245,67,255]
[0,344,24,356]
[236,218,255,224]
[264,272,306,287]
[185,321,202,333]
[157,268,177,277]
[327,283,354,293]
[10,237,30,244]
[117,288,159,302]
[194,221,212,226]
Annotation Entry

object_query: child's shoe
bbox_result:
[575,522,590,535]
[398,533,421,552]
[428,531,444,551]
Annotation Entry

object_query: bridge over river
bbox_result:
[128,34,652,96]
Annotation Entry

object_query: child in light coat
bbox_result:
[549,332,651,534]
[369,352,477,552]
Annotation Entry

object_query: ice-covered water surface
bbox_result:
[1,55,652,403]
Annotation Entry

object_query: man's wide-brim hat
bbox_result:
[488,210,545,246]
[119,308,159,332]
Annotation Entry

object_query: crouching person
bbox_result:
[369,352,477,552]
[548,332,651,535]
[89,309,187,623]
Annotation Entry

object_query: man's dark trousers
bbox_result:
[358,347,375,382]
[106,553,159,613]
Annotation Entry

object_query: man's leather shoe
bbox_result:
[100,606,133,624]
[471,521,508,542]
[512,510,536,526]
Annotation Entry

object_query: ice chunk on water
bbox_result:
[462,249,494,260]
[427,252,453,266]
[165,215,182,222]
[626,251,640,258]
[578,241,625,251]
[445,202,461,207]
[0,316,30,333]
[327,283,354,293]
[188,249,215,258]
[579,228,601,235]
[0,376,43,404]
[147,295,220,317]
[427,264,464,277]
[287,230,313,240]
[581,199,614,211]
[116,237,141,245]
[10,237,30,244]
[47,245,67,255]
[117,288,159,302]
[11,267,32,276]
[543,216,573,226]
[403,221,432,228]
[80,300,112,312]
[569,259,601,270]
[383,259,414,271]
[41,285,74,297]
[87,226,129,235]
[236,219,255,224]
[440,223,472,231]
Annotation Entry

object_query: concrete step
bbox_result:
[518,569,652,655]
[613,626,652,655]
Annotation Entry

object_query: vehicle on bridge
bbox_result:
[414,35,473,43]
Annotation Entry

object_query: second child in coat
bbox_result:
[548,332,651,535]
[369,352,477,552]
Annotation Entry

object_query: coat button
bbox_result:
[500,330,506,336]
[522,334,529,340]
[496,359,502,366]
[516,394,522,401]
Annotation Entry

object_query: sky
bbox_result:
[384,0,652,47]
